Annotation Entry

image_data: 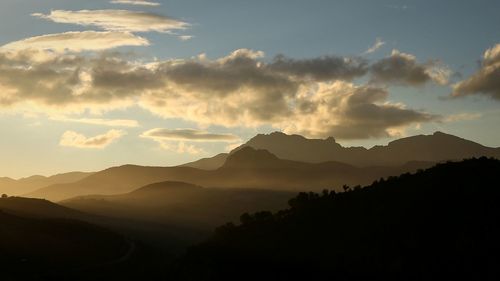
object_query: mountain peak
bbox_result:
[223,147,281,169]
[183,131,499,171]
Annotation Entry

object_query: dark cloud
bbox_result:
[141,128,240,142]
[0,48,440,139]
[370,50,449,86]
[268,54,368,81]
[452,44,500,100]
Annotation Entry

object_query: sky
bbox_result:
[0,0,499,178]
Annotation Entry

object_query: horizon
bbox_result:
[2,129,497,179]
[1,0,499,178]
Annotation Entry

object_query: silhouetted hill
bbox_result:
[0,196,86,220]
[28,148,435,202]
[0,195,208,280]
[0,171,92,196]
[176,158,500,280]
[0,210,129,280]
[62,181,294,230]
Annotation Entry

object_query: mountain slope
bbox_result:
[176,157,500,280]
[234,131,500,166]
[0,196,86,219]
[0,211,129,280]
[28,148,435,202]
[0,171,92,196]
[180,153,229,170]
[62,181,294,229]
[26,165,210,202]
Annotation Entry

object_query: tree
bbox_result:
[1,194,7,198]
[240,213,253,225]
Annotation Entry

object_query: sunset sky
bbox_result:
[0,0,499,178]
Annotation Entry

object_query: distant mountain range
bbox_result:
[25,146,434,202]
[184,131,500,169]
[11,131,500,202]
[2,146,499,280]
[0,172,93,196]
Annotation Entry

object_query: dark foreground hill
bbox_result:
[175,158,500,281]
[0,209,129,280]
[0,196,86,219]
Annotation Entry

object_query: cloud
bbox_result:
[0,48,440,140]
[281,81,439,139]
[178,35,193,41]
[141,49,299,126]
[50,116,139,127]
[141,49,371,127]
[110,0,160,6]
[268,54,368,81]
[0,51,148,112]
[140,128,240,142]
[33,10,189,33]
[442,113,482,123]
[59,129,126,148]
[1,31,149,53]
[139,129,216,154]
[364,38,385,54]
[370,49,450,86]
[451,43,500,100]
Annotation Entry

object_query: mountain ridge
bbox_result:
[184,131,500,170]
[24,131,500,202]
[0,171,94,196]
[27,147,434,202]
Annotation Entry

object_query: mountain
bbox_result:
[0,177,18,194]
[0,211,129,280]
[180,153,229,170]
[28,147,434,202]
[175,157,500,281]
[0,196,86,220]
[184,131,500,170]
[237,131,500,166]
[25,165,212,202]
[0,196,129,280]
[0,171,93,196]
[35,130,496,202]
[222,147,290,169]
[62,181,294,229]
